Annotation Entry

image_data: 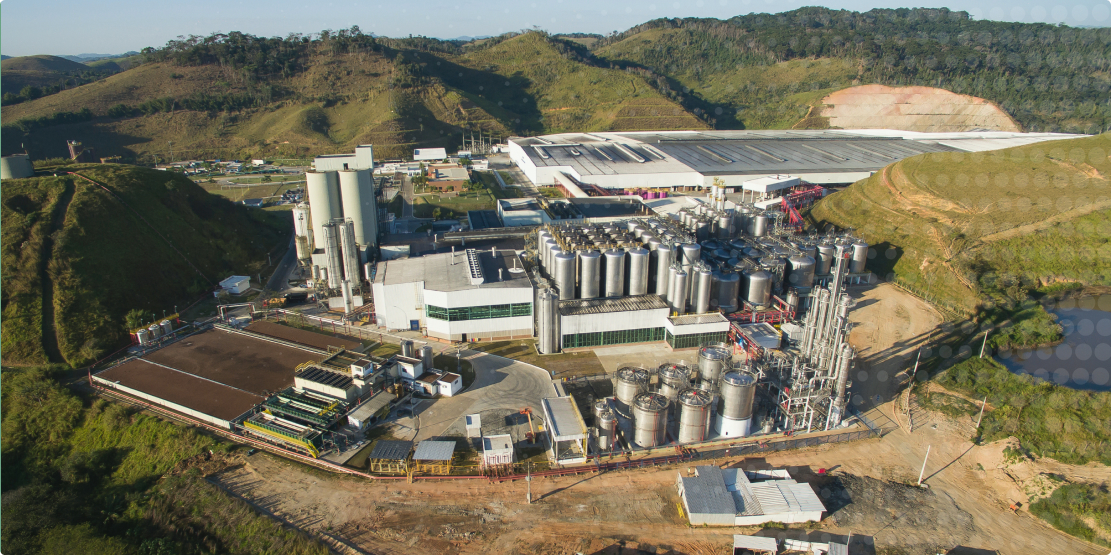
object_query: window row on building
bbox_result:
[666,330,728,350]
[562,327,665,349]
[426,303,532,322]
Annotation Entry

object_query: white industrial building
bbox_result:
[371,248,534,342]
[313,144,375,172]
[509,129,1080,191]
[413,147,448,161]
[541,396,588,465]
[677,466,826,527]
[556,296,729,351]
[217,275,251,296]
[481,434,516,466]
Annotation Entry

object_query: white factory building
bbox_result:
[371,248,535,342]
[509,129,1080,191]
[677,466,826,527]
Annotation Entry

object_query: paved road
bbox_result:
[265,235,297,292]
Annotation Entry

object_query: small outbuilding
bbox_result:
[218,275,252,295]
[413,147,447,161]
[437,372,462,397]
[481,434,515,467]
[367,440,413,474]
[412,440,456,474]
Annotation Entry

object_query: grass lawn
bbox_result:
[199,181,302,203]
[473,171,521,200]
[413,192,496,220]
[538,187,564,198]
[470,340,605,378]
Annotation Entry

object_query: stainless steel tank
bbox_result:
[677,389,714,444]
[420,345,434,372]
[593,399,610,425]
[719,372,757,420]
[401,340,414,358]
[614,366,649,414]
[537,288,561,354]
[697,343,732,384]
[695,219,711,241]
[597,409,616,451]
[542,238,558,271]
[717,214,732,239]
[786,255,817,289]
[632,392,669,448]
[604,249,626,297]
[671,268,688,314]
[816,243,836,276]
[785,287,800,314]
[627,247,650,296]
[578,250,601,299]
[717,270,740,313]
[654,243,674,296]
[850,240,869,273]
[679,243,701,268]
[750,214,769,237]
[744,269,772,307]
[657,363,692,401]
[691,263,713,314]
[553,250,577,300]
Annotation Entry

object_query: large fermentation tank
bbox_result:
[339,220,361,287]
[679,243,701,269]
[578,250,601,299]
[717,214,732,239]
[613,366,649,414]
[657,363,692,401]
[697,343,732,384]
[750,214,769,237]
[691,263,713,314]
[553,251,577,300]
[850,241,869,273]
[537,288,561,354]
[632,393,669,448]
[717,271,740,313]
[653,243,674,295]
[677,389,714,444]
[786,255,817,289]
[627,247,650,296]
[816,243,836,276]
[306,171,342,250]
[596,409,616,451]
[671,269,688,314]
[604,249,626,297]
[716,372,757,437]
[542,238,558,271]
[743,269,772,307]
[338,169,377,246]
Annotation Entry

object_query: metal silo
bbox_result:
[691,263,713,314]
[697,343,732,385]
[322,222,344,288]
[717,270,740,313]
[542,238,558,271]
[160,320,173,336]
[537,288,561,354]
[604,249,626,297]
[750,214,769,237]
[614,367,649,414]
[292,203,314,260]
[340,220,361,285]
[850,241,869,273]
[596,409,616,451]
[593,399,610,425]
[677,389,714,444]
[136,328,150,346]
[420,345,434,372]
[401,340,414,358]
[148,323,162,339]
[671,269,688,314]
[786,255,817,289]
[744,269,772,307]
[816,243,836,276]
[657,363,692,401]
[579,250,601,299]
[679,242,701,268]
[306,171,342,250]
[716,372,757,437]
[632,392,669,448]
[717,213,733,239]
[654,242,674,296]
[553,251,577,300]
[627,247,650,296]
[338,169,377,246]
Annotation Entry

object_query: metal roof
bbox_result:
[368,440,413,461]
[789,482,828,513]
[297,366,354,390]
[681,466,739,516]
[559,294,668,316]
[667,313,729,326]
[413,440,456,461]
[347,391,392,421]
[732,535,779,553]
[828,541,850,555]
[482,434,513,454]
[377,249,531,292]
[542,396,587,441]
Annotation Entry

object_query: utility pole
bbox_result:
[975,396,987,429]
[917,444,931,487]
[526,461,532,504]
[980,331,990,358]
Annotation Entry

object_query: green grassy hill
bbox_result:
[807,132,1111,323]
[1,55,121,105]
[1,164,290,367]
[2,55,90,73]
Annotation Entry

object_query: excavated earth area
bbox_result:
[820,84,1021,132]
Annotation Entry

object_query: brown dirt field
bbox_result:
[820,84,1020,132]
[246,321,363,351]
[143,328,315,395]
[95,358,263,421]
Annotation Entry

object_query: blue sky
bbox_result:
[2,0,1109,57]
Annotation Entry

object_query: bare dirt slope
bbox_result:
[820,85,1021,132]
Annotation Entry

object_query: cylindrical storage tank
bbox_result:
[632,393,669,448]
[671,269,688,314]
[677,389,714,444]
[306,171,342,250]
[596,410,616,451]
[750,214,769,237]
[800,243,818,260]
[543,238,558,271]
[420,345,435,372]
[691,264,713,314]
[136,328,150,346]
[338,169,377,246]
[850,241,869,273]
[654,243,674,296]
[553,251,577,300]
[604,249,626,298]
[816,243,836,276]
[160,320,173,336]
[697,343,732,384]
[717,271,740,313]
[401,340,414,358]
[578,250,601,299]
[717,214,732,239]
[657,363,692,401]
[614,367,649,414]
[786,255,817,289]
[744,269,772,307]
[148,323,162,339]
[537,288,561,354]
[679,243,701,268]
[0,154,35,179]
[627,247,650,296]
[593,399,610,425]
[785,287,800,314]
[744,247,763,259]
[719,372,757,420]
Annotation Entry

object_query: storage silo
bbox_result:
[420,345,434,372]
[786,255,817,289]
[627,248,650,296]
[671,268,688,314]
[632,392,669,448]
[306,171,342,250]
[690,263,713,314]
[850,241,869,273]
[322,222,344,289]
[604,249,626,297]
[537,288,561,354]
[542,238,559,272]
[657,363,692,401]
[340,220,361,285]
[159,320,173,336]
[292,204,314,260]
[716,372,757,437]
[653,242,674,296]
[677,389,714,444]
[596,409,616,451]
[593,399,610,426]
[613,366,649,414]
[717,213,733,239]
[750,214,769,237]
[401,340,414,358]
[136,328,150,346]
[717,270,740,313]
[578,250,601,299]
[338,169,378,247]
[148,323,162,339]
[697,343,732,385]
[744,269,772,307]
[553,251,577,300]
[816,243,836,276]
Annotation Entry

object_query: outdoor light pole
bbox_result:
[526,461,532,504]
[917,445,931,487]
[979,331,990,358]
[975,397,987,429]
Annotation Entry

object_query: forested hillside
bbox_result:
[595,7,1111,132]
[1,55,125,107]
